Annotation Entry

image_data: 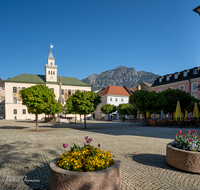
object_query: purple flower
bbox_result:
[87,139,90,143]
[89,138,92,142]
[80,149,83,151]
[98,143,100,147]
[85,136,88,140]
[63,143,68,148]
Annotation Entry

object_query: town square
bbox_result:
[1,1,200,190]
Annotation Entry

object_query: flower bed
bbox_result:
[166,130,200,173]
[50,136,121,190]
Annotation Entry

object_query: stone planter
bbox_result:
[50,157,121,190]
[166,144,200,173]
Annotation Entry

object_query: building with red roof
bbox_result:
[93,85,131,120]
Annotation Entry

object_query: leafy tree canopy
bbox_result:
[127,104,137,116]
[117,103,129,116]
[101,104,116,114]
[20,84,62,130]
[129,90,166,114]
[161,88,193,114]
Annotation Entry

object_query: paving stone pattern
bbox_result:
[0,120,200,190]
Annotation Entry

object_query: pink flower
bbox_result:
[179,130,182,135]
[98,143,100,147]
[184,134,186,138]
[89,138,92,142]
[63,143,68,148]
[188,130,191,134]
[87,139,90,143]
[85,136,88,140]
[189,139,193,142]
[191,134,194,138]
[176,133,178,136]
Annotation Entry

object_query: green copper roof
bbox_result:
[4,74,91,87]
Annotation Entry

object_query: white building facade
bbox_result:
[93,86,130,120]
[4,48,91,120]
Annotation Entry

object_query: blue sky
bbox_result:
[1,0,200,81]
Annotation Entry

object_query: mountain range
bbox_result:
[81,66,160,91]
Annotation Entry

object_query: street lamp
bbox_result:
[193,6,200,15]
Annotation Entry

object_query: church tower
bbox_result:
[45,44,58,82]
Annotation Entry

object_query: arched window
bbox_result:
[53,71,55,75]
[51,71,52,75]
[48,71,50,75]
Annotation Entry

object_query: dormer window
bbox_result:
[159,78,162,83]
[183,71,187,77]
[166,76,170,81]
[174,74,178,79]
[193,69,198,75]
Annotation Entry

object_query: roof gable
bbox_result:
[99,85,130,96]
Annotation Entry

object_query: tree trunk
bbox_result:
[36,113,38,131]
[75,114,76,123]
[84,114,86,129]
[144,113,147,126]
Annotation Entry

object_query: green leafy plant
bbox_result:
[20,84,62,131]
[171,129,200,152]
[58,136,114,172]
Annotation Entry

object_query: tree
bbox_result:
[64,90,101,129]
[161,88,193,117]
[127,104,137,120]
[117,104,129,121]
[185,96,200,113]
[129,90,166,125]
[20,84,62,131]
[129,90,166,114]
[101,104,117,120]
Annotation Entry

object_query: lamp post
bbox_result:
[193,6,200,15]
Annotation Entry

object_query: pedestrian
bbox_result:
[14,116,17,121]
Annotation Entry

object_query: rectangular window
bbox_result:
[115,98,117,102]
[183,72,187,77]
[68,89,71,95]
[169,87,173,89]
[179,85,185,91]
[193,69,198,75]
[53,71,55,75]
[62,99,64,105]
[13,97,17,103]
[110,98,112,101]
[50,88,54,93]
[194,94,198,99]
[61,89,64,95]
[75,90,78,93]
[192,83,198,91]
[159,78,162,82]
[13,87,17,93]
[23,109,26,114]
[121,98,123,102]
[174,74,178,79]
[13,109,17,114]
[166,76,170,81]
[49,71,50,75]
[22,87,26,89]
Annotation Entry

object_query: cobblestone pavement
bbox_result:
[0,120,200,190]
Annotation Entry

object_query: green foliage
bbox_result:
[129,90,166,114]
[101,104,116,114]
[117,104,129,116]
[64,90,101,128]
[161,88,193,114]
[185,96,200,112]
[70,90,101,115]
[127,104,137,116]
[20,84,62,115]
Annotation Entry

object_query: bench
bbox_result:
[60,119,69,124]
